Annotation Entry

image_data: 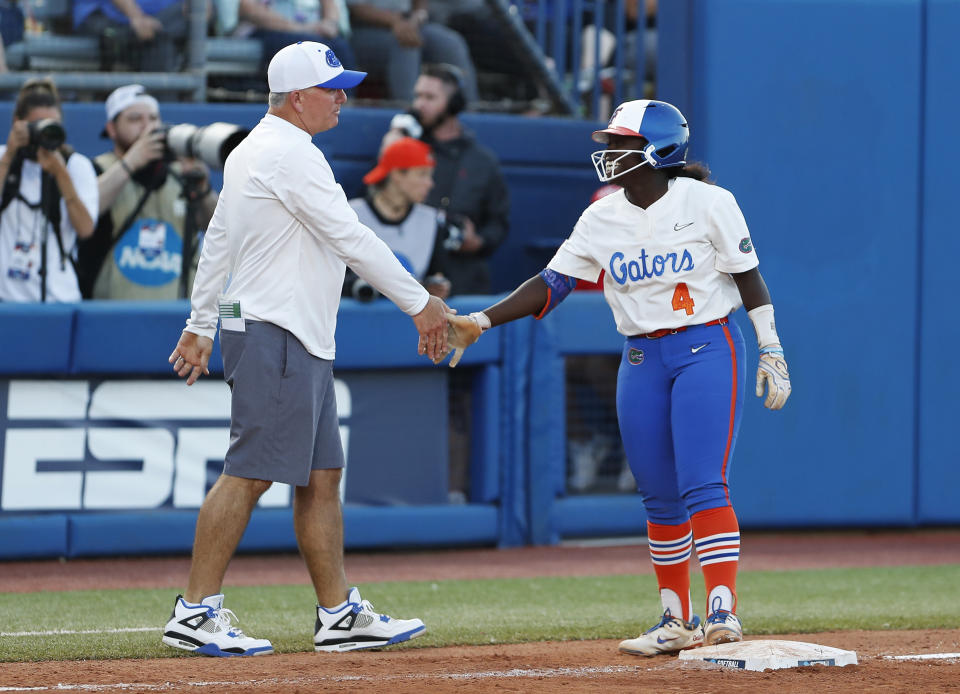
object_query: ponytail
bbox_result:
[665,161,712,183]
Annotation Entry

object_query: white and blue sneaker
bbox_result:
[162,594,274,657]
[314,587,425,652]
[619,611,704,656]
[704,609,743,646]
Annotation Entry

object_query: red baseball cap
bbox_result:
[363,137,435,185]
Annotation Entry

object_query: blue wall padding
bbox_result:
[68,510,200,557]
[343,504,499,548]
[498,320,533,547]
[0,304,74,374]
[334,296,503,370]
[0,515,69,558]
[917,0,960,523]
[72,301,224,375]
[682,0,922,527]
[62,505,497,557]
[544,292,623,354]
[551,496,647,538]
[471,364,502,504]
[527,316,566,544]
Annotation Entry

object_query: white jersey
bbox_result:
[548,177,758,336]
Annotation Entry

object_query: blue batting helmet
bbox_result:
[591,100,689,181]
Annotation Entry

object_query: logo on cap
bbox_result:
[325,50,340,68]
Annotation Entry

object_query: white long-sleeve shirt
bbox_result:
[184,114,429,359]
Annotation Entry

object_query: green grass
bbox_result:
[1,565,958,662]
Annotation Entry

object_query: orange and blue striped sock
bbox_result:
[691,506,740,616]
[646,520,693,622]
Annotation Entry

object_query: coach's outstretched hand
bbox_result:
[434,313,485,367]
[756,346,791,409]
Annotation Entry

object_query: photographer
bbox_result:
[345,137,452,301]
[384,63,508,294]
[78,84,219,300]
[0,78,98,303]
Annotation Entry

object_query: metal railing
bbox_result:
[0,0,209,99]
[493,0,649,119]
[1,0,647,115]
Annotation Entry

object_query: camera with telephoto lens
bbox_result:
[389,112,423,140]
[438,210,465,252]
[158,122,250,170]
[27,118,66,152]
[342,269,380,303]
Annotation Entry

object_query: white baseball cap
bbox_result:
[102,84,159,137]
[267,41,366,92]
[105,84,159,122]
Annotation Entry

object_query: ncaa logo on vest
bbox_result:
[114,218,182,286]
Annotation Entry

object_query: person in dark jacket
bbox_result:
[385,62,508,295]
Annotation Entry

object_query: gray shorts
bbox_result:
[219,320,344,487]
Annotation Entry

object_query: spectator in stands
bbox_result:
[345,136,452,300]
[0,78,98,302]
[385,63,508,294]
[578,0,657,95]
[74,0,189,72]
[0,0,25,74]
[225,0,357,72]
[77,84,219,300]
[346,0,478,102]
[431,0,537,102]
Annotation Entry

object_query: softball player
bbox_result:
[442,99,791,655]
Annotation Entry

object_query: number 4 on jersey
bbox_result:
[671,282,695,316]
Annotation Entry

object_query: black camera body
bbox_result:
[20,118,67,160]
[28,118,66,151]
[438,210,466,252]
[342,269,380,303]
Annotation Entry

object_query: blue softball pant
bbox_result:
[616,319,746,525]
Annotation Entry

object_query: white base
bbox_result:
[678,639,858,672]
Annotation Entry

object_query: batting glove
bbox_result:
[434,312,486,367]
[756,345,791,410]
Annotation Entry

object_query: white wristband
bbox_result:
[747,304,780,349]
[469,311,491,332]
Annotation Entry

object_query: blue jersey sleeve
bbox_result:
[536,268,578,319]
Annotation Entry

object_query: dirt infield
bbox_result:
[1,630,958,693]
[2,529,959,692]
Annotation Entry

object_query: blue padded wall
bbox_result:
[687,0,924,525]
[917,0,960,523]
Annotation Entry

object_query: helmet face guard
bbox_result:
[590,100,689,182]
[591,145,657,182]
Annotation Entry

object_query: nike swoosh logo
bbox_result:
[674,222,694,231]
[691,343,709,353]
[657,636,679,644]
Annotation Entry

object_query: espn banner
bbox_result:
[0,372,448,512]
